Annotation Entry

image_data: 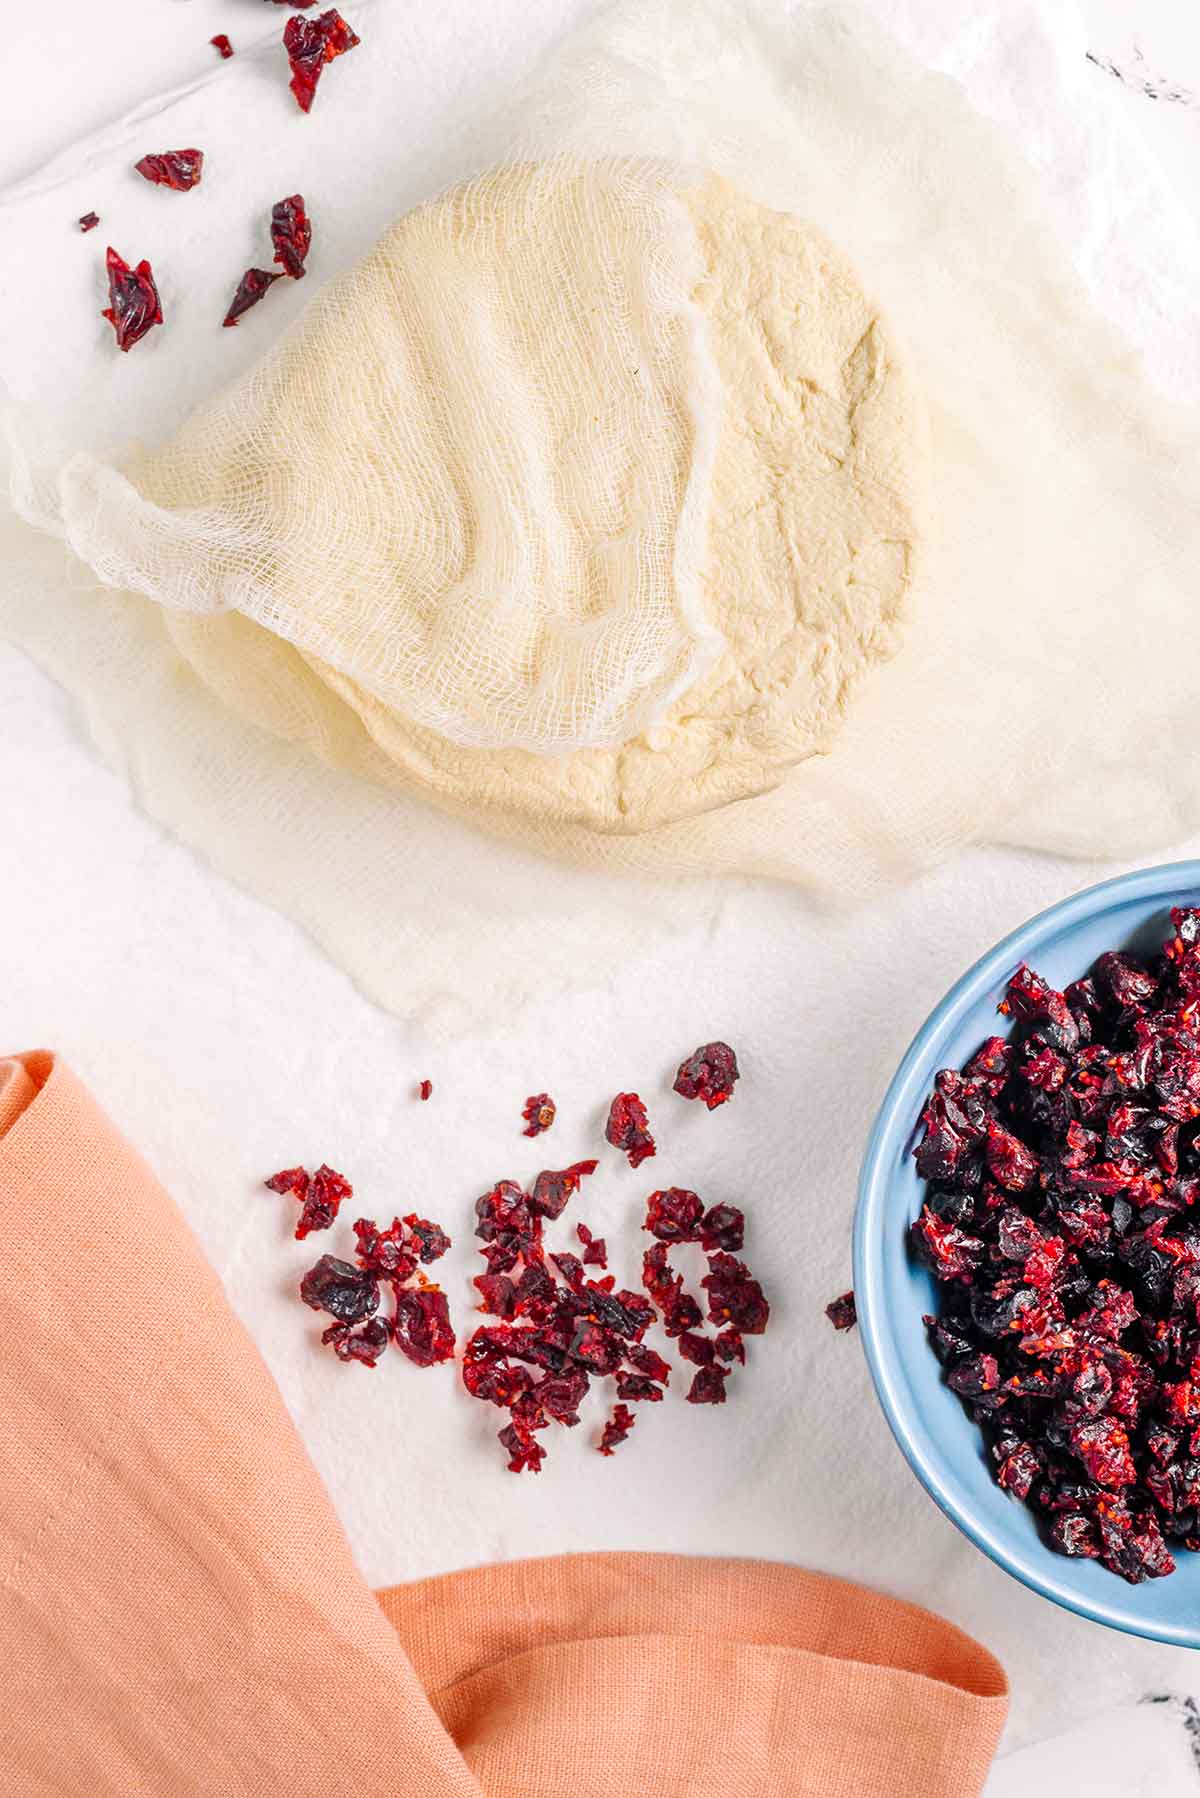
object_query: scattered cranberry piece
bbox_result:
[528,1160,597,1220]
[102,247,163,352]
[521,1093,557,1136]
[211,34,235,57]
[404,1213,451,1263]
[615,1371,664,1402]
[321,1315,389,1366]
[392,1287,455,1368]
[283,8,361,113]
[352,1215,416,1281]
[626,1343,671,1385]
[673,1041,740,1109]
[266,1162,353,1238]
[223,268,282,327]
[605,1092,656,1168]
[686,1365,728,1405]
[678,1331,717,1366]
[577,1222,607,1268]
[418,1079,433,1101]
[271,193,312,279]
[714,1329,745,1365]
[299,1254,378,1322]
[644,1188,703,1243]
[598,1403,637,1455]
[78,212,99,233]
[702,1252,769,1335]
[825,1290,857,1331]
[699,1203,744,1254]
[499,1420,546,1473]
[135,149,205,191]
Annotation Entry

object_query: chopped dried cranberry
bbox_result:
[271,193,312,279]
[625,1343,671,1385]
[673,1041,740,1109]
[522,1093,557,1137]
[321,1315,389,1366]
[699,1204,744,1253]
[283,9,361,113]
[644,1188,703,1243]
[714,1329,745,1365]
[598,1403,637,1455]
[702,1253,769,1335]
[576,1222,607,1268]
[605,1093,656,1168]
[824,1290,857,1331]
[267,1163,353,1237]
[351,1216,416,1281]
[102,247,163,352]
[686,1365,728,1405]
[403,1214,451,1264]
[615,1371,665,1402]
[528,1160,597,1220]
[499,1420,545,1473]
[134,150,204,191]
[300,1254,378,1322]
[78,212,99,233]
[463,1357,533,1408]
[211,33,235,57]
[533,1367,590,1426]
[677,1331,716,1366]
[223,268,282,327]
[392,1287,454,1367]
[418,1079,433,1101]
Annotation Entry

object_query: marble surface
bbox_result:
[4,1,1200,1791]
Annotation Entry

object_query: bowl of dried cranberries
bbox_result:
[855,860,1200,1644]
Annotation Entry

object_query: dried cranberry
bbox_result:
[714,1329,745,1365]
[576,1222,607,1268]
[824,1290,857,1332]
[699,1204,744,1253]
[223,268,282,327]
[598,1403,637,1455]
[283,9,361,113]
[102,247,163,352]
[644,1188,703,1243]
[403,1214,451,1264]
[686,1365,728,1405]
[135,150,204,191]
[522,1093,557,1137]
[605,1093,656,1168]
[266,1162,353,1238]
[78,212,99,233]
[702,1253,769,1335]
[675,1332,713,1367]
[499,1420,546,1473]
[533,1367,590,1426]
[528,1160,597,1220]
[463,1358,533,1408]
[392,1288,454,1367]
[211,34,234,57]
[625,1343,671,1385]
[615,1371,665,1402]
[673,1041,740,1109]
[299,1254,378,1322]
[351,1216,416,1281]
[271,193,312,279]
[321,1315,389,1366]
[418,1078,433,1101]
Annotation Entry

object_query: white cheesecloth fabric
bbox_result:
[4,0,1200,1020]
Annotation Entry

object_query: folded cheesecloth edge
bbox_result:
[0,1051,1006,1796]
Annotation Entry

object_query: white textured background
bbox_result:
[4,1,1200,1788]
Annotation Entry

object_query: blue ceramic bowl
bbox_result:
[855,860,1200,1645]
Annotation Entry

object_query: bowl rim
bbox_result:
[854,858,1200,1646]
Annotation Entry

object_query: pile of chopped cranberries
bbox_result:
[264,1039,770,1471]
[911,908,1200,1584]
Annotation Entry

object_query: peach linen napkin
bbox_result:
[0,1051,1007,1796]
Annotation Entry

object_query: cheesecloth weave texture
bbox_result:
[46,158,723,755]
[5,0,1200,1024]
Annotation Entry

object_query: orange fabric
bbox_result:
[0,1053,1008,1796]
